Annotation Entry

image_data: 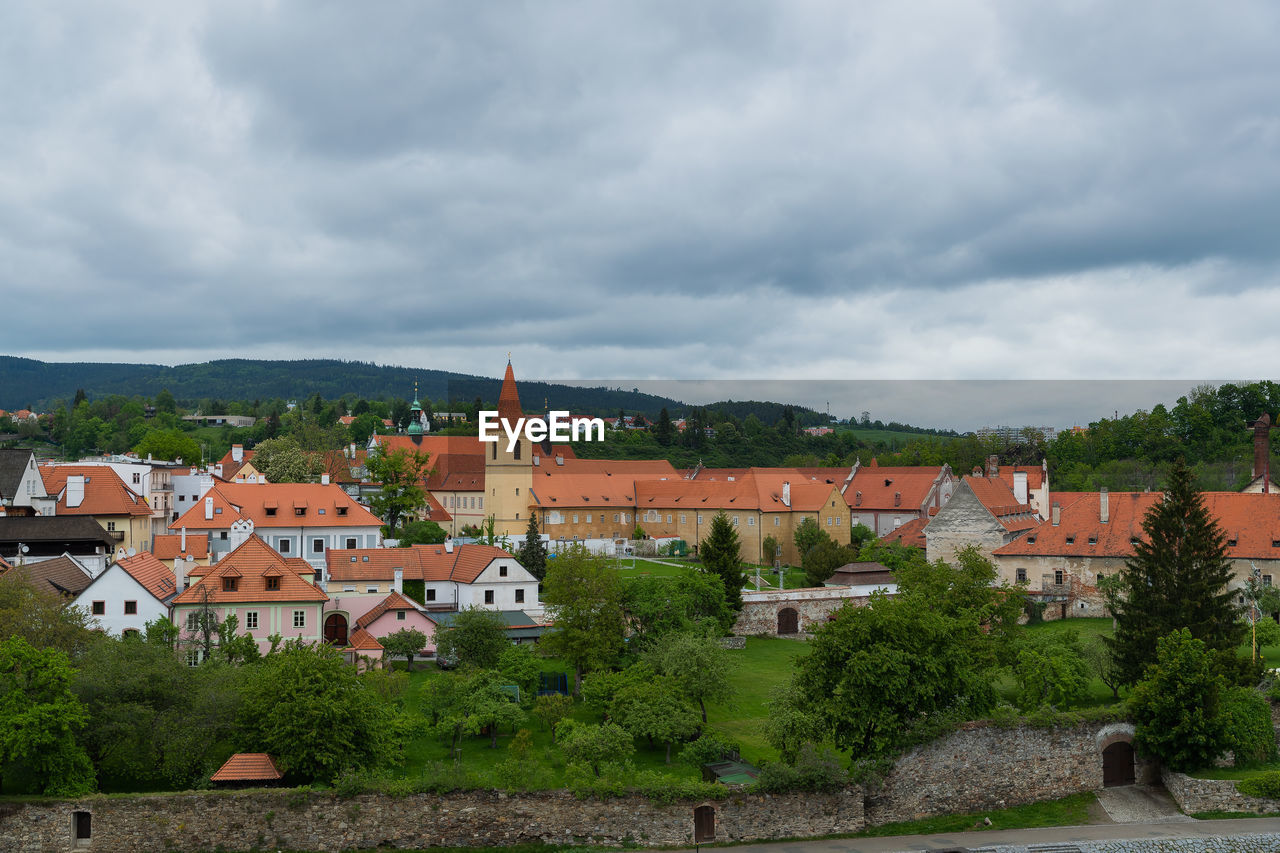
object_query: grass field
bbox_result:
[612,557,810,589]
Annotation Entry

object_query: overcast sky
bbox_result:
[4,2,1279,426]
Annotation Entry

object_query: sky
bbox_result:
[4,2,1280,426]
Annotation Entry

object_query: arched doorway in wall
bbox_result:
[323,612,349,646]
[1102,740,1136,787]
[777,607,799,635]
[693,805,716,842]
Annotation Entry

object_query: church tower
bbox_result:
[486,360,535,538]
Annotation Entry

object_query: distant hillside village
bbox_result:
[4,362,1280,649]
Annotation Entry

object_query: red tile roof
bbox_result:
[964,476,1040,532]
[327,543,514,584]
[633,469,840,514]
[845,466,947,511]
[168,483,383,531]
[994,491,1280,560]
[40,465,152,518]
[346,627,385,652]
[115,551,179,601]
[991,464,1046,492]
[498,361,522,424]
[211,753,283,782]
[172,535,328,605]
[216,448,257,481]
[354,590,427,630]
[153,533,210,561]
[880,516,929,549]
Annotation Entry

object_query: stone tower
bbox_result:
[486,360,534,538]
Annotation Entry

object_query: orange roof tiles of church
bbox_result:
[168,482,382,530]
[211,753,283,782]
[497,361,523,424]
[153,533,210,560]
[327,543,514,584]
[114,551,179,601]
[994,491,1280,560]
[172,535,328,605]
[845,466,947,510]
[355,590,428,630]
[40,465,152,518]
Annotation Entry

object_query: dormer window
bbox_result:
[1087,536,1097,545]
[337,506,348,516]
[1065,536,1075,544]
[265,576,280,591]
[265,507,277,517]
[1228,537,1238,547]
[1026,536,1036,544]
[222,577,238,592]
[295,507,306,517]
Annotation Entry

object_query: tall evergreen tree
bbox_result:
[700,511,746,611]
[519,513,548,581]
[1106,459,1243,685]
[655,407,675,446]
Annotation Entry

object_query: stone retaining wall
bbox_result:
[0,787,864,853]
[866,720,1150,825]
[1161,768,1280,815]
[733,587,871,635]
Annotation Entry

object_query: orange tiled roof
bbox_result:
[355,590,427,629]
[994,491,1280,560]
[328,543,514,584]
[880,516,929,549]
[991,464,1046,493]
[115,551,179,601]
[211,753,283,782]
[632,469,840,514]
[346,627,385,652]
[964,476,1040,532]
[498,361,523,424]
[423,492,452,522]
[153,533,210,561]
[40,465,152,518]
[168,483,383,531]
[845,466,947,511]
[216,448,256,481]
[172,535,328,605]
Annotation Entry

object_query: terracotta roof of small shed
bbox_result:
[211,753,283,782]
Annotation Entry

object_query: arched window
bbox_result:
[513,440,521,460]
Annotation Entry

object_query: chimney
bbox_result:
[986,455,999,478]
[1100,488,1109,523]
[394,568,403,594]
[180,525,187,552]
[1254,414,1272,492]
[231,444,243,463]
[1013,471,1028,505]
[175,556,186,593]
[782,482,791,507]
[204,496,214,520]
[66,475,85,508]
[1052,502,1061,526]
[350,442,357,458]
[321,473,330,485]
[445,537,454,554]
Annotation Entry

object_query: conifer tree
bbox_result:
[701,511,746,611]
[1107,459,1243,685]
[519,513,548,581]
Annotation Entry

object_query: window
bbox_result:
[613,513,620,523]
[343,585,355,592]
[1016,568,1027,583]
[667,514,673,523]
[1054,570,1064,585]
[514,440,521,460]
[366,585,378,593]
[215,507,222,514]
[397,610,406,621]
[124,601,137,615]
[680,514,686,524]
[1065,536,1075,544]
[91,601,105,615]
[733,516,739,526]
[133,472,141,484]
[1228,537,1238,547]
[186,612,198,631]
[1027,536,1037,544]
[573,514,579,524]
[516,588,525,603]
[220,531,228,540]
[336,506,348,516]
[265,507,277,517]
[426,589,437,602]
[1087,536,1097,545]
[318,508,325,515]
[185,648,201,667]
[223,577,238,592]
[826,517,832,526]
[346,538,357,549]
[121,628,139,639]
[266,576,280,591]
[1266,575,1274,587]
[312,539,325,554]
[279,539,291,554]
[774,517,780,526]
[295,507,306,516]
[697,514,704,524]
[107,521,117,532]
[293,610,305,628]
[484,590,495,604]
[833,517,839,526]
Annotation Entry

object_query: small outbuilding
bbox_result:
[210,753,284,787]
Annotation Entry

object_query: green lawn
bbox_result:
[853,792,1096,838]
[1189,762,1280,781]
[612,558,810,590]
[703,637,809,761]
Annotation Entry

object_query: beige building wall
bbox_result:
[486,439,533,538]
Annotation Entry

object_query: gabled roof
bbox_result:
[211,753,283,782]
[0,449,36,500]
[346,627,385,652]
[172,535,328,605]
[114,551,179,602]
[963,476,1040,532]
[40,465,152,517]
[991,464,1046,492]
[993,491,1280,560]
[879,516,929,549]
[0,554,92,598]
[153,533,210,561]
[0,515,117,547]
[354,590,431,630]
[168,483,382,531]
[216,448,256,481]
[327,543,516,584]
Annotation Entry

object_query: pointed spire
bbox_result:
[407,381,424,436]
[498,360,522,424]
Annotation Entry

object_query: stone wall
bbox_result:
[924,484,1012,565]
[733,587,871,636]
[865,720,1147,825]
[0,787,864,853]
[1162,769,1280,816]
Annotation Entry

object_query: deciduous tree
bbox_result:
[436,607,508,670]
[0,637,95,795]
[540,546,625,695]
[365,445,433,535]
[646,631,734,723]
[1130,629,1227,772]
[381,628,429,670]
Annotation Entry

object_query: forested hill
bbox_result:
[0,356,828,424]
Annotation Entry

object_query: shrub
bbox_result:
[1237,771,1280,799]
[1220,687,1278,768]
[751,744,848,793]
[678,733,738,768]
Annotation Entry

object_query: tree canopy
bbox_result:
[700,511,745,611]
[365,445,434,535]
[540,546,626,695]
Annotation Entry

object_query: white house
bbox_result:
[74,551,179,637]
[0,448,55,517]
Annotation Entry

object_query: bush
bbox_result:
[1220,687,1278,768]
[678,732,737,768]
[751,744,848,793]
[1237,771,1280,799]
